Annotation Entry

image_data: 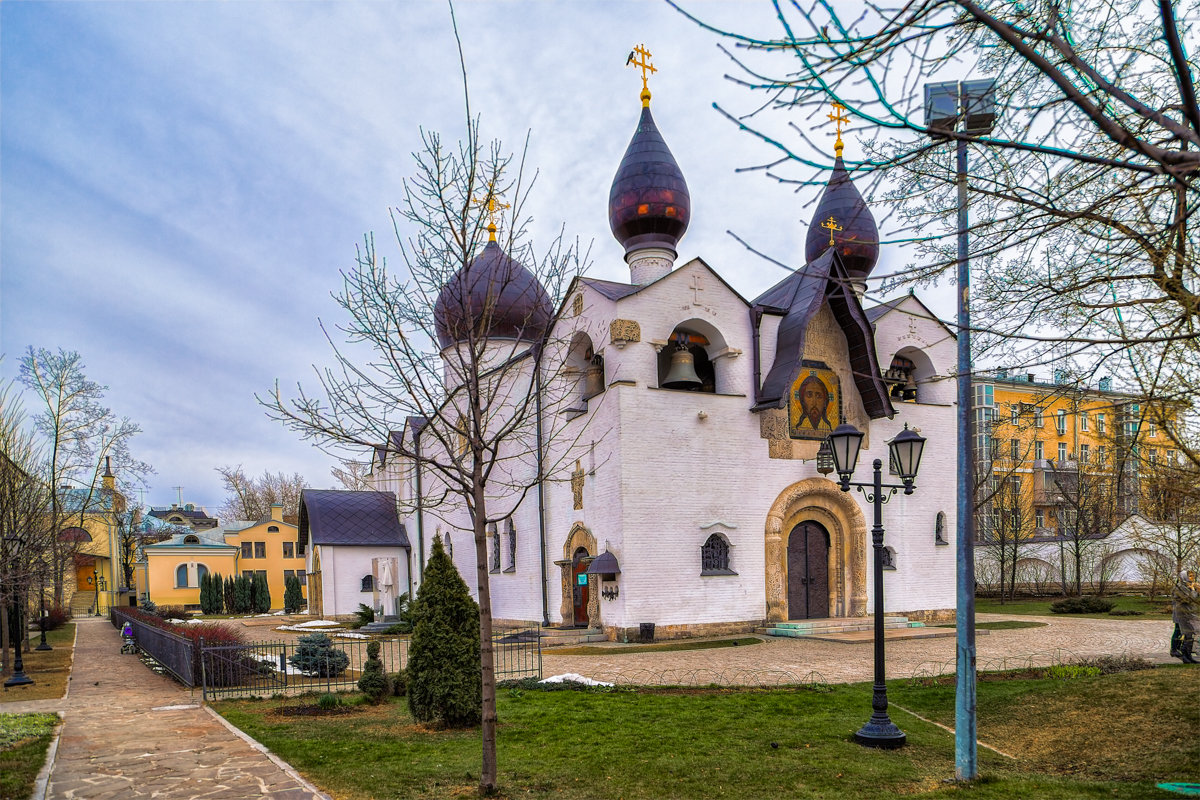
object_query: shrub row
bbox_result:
[1049,596,1116,614]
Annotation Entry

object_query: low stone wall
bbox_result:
[608,619,763,643]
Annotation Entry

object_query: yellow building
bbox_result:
[60,459,127,616]
[973,370,1176,538]
[142,504,308,611]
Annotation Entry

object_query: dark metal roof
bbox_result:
[579,277,642,302]
[149,507,215,522]
[433,241,552,349]
[752,248,893,419]
[585,550,621,576]
[804,156,879,279]
[609,105,690,256]
[297,489,410,549]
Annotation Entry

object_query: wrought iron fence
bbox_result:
[494,625,542,681]
[112,608,196,686]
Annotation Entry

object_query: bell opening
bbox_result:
[658,331,715,393]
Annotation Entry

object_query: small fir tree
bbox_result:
[288,632,349,677]
[253,571,271,613]
[223,575,236,614]
[357,640,390,703]
[407,537,481,727]
[284,574,303,614]
[234,574,253,614]
[211,573,224,615]
[199,573,211,614]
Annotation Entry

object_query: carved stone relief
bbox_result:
[609,319,641,345]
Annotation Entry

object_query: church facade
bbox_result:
[370,82,960,640]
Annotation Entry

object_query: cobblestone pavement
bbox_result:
[541,614,1178,685]
[20,617,327,800]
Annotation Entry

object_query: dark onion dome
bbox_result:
[608,106,690,256]
[804,156,879,280]
[433,240,552,349]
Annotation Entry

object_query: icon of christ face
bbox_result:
[798,375,831,431]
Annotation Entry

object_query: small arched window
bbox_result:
[196,564,209,583]
[175,564,188,587]
[183,535,200,544]
[361,574,374,592]
[935,512,948,545]
[659,329,716,393]
[700,534,735,575]
[268,526,279,533]
[489,524,501,574]
[59,526,92,542]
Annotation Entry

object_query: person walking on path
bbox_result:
[1172,568,1199,664]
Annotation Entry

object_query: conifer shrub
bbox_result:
[223,576,236,614]
[288,633,350,677]
[210,572,224,614]
[350,603,375,629]
[406,537,480,727]
[234,575,253,614]
[1050,596,1116,614]
[390,668,408,697]
[253,571,271,613]
[357,640,391,703]
[284,575,303,614]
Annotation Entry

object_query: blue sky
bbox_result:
[1,1,951,514]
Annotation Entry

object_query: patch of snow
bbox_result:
[334,632,369,639]
[292,620,341,628]
[273,611,286,616]
[185,619,204,624]
[539,673,613,687]
[165,618,187,624]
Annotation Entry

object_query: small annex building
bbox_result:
[298,489,412,619]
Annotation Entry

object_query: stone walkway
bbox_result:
[5,617,327,800]
[541,614,1178,685]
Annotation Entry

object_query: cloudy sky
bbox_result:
[1,1,953,515]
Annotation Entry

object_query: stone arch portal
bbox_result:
[557,522,600,628]
[765,477,868,621]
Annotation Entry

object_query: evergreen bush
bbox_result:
[234,575,253,614]
[284,575,303,614]
[199,573,212,614]
[253,571,271,613]
[350,603,375,629]
[390,668,408,697]
[357,640,391,703]
[210,572,224,614]
[406,537,480,727]
[288,633,350,677]
[1050,596,1116,614]
[223,576,236,614]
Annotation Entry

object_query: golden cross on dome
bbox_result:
[828,101,850,157]
[473,189,510,242]
[821,215,843,246]
[627,44,656,107]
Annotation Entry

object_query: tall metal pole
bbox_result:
[954,126,978,780]
[36,570,51,651]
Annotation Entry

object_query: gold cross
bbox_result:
[627,44,656,106]
[828,101,850,157]
[473,188,510,242]
[821,215,843,246]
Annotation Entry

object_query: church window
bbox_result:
[490,524,500,573]
[175,564,188,587]
[504,519,516,573]
[658,328,716,393]
[935,511,948,545]
[183,534,200,544]
[361,574,374,592]
[881,547,897,570]
[700,534,735,575]
[441,532,452,559]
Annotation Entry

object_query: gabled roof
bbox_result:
[297,489,410,549]
[866,291,957,340]
[579,277,642,302]
[563,257,749,312]
[752,249,893,419]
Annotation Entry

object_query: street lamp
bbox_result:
[925,77,998,780]
[3,535,34,688]
[827,422,926,748]
[35,567,51,652]
[93,569,101,617]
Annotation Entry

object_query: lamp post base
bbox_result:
[3,671,34,688]
[854,718,906,749]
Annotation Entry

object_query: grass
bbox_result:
[213,667,1198,799]
[549,636,764,656]
[934,620,1047,631]
[0,623,76,703]
[976,595,1172,619]
[0,712,59,800]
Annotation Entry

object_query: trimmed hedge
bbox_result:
[1050,596,1116,614]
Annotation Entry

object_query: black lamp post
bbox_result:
[35,567,51,651]
[93,569,102,617]
[827,422,926,748]
[4,535,34,688]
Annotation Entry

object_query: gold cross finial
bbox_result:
[473,188,510,242]
[828,101,850,157]
[627,44,656,107]
[821,215,843,246]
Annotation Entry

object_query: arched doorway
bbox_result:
[787,521,830,619]
[571,547,590,627]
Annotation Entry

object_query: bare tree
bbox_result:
[676,0,1200,463]
[1049,438,1129,595]
[20,348,150,606]
[1135,451,1200,578]
[330,459,373,491]
[215,466,308,524]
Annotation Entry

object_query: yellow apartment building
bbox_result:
[142,504,308,611]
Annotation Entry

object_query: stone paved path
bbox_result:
[9,617,326,800]
[541,613,1178,685]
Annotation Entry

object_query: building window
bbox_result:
[935,511,948,545]
[196,564,209,584]
[1010,407,1019,425]
[1034,440,1044,460]
[1080,443,1090,464]
[490,524,501,573]
[254,542,266,558]
[1009,439,1019,461]
[183,534,200,544]
[1055,409,1067,435]
[700,534,735,575]
[1149,447,1158,464]
[1080,412,1088,432]
[242,570,255,579]
[256,570,266,582]
[361,575,374,592]
[1058,442,1068,462]
[284,569,294,582]
[241,542,253,559]
[1035,509,1045,529]
[1034,409,1044,428]
[268,525,279,533]
[297,570,307,586]
[175,564,188,587]
[881,547,897,570]
[504,520,516,573]
[1098,413,1106,434]
[1099,445,1107,463]
[1148,420,1157,438]
[283,541,294,558]
[443,533,453,559]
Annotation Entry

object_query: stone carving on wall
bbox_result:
[609,319,641,347]
[571,460,585,510]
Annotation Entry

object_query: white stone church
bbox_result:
[348,86,960,641]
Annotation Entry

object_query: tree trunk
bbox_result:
[472,480,499,795]
[1,603,9,675]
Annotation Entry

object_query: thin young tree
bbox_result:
[215,466,308,524]
[261,22,590,790]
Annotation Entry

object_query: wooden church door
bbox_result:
[571,547,590,627]
[787,522,831,619]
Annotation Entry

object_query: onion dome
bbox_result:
[433,241,552,349]
[804,156,879,280]
[608,105,690,257]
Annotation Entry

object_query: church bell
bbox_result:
[663,346,702,389]
[583,356,605,399]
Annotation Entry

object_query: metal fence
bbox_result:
[494,625,542,682]
[111,608,196,686]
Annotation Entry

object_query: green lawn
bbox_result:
[0,713,59,800]
[976,595,1172,619]
[213,667,1198,799]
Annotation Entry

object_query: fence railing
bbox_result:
[494,625,542,682]
[112,608,196,686]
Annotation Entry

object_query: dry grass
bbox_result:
[0,623,76,703]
